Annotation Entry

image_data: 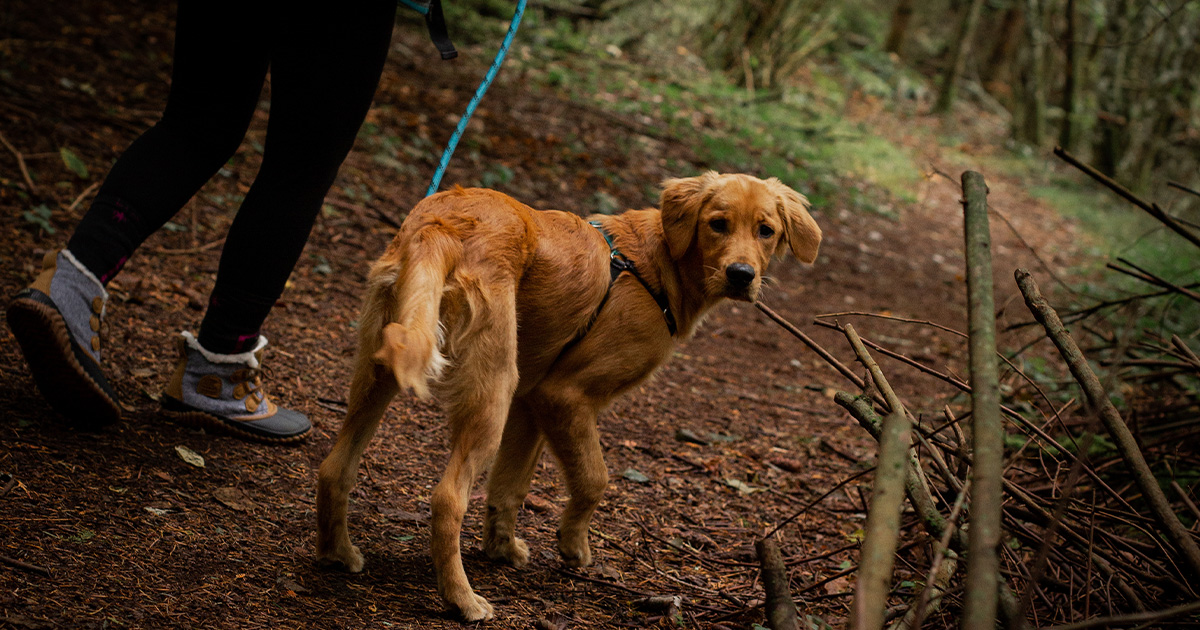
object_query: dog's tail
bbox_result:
[360,227,461,399]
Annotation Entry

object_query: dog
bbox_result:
[315,172,821,621]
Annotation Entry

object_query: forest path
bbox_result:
[0,4,1085,628]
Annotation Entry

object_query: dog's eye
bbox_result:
[758,224,776,239]
[709,218,728,234]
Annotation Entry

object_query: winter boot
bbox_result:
[6,249,121,426]
[162,332,311,443]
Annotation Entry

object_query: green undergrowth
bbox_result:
[1033,174,1199,337]
[438,2,929,215]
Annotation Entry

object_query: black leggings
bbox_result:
[68,0,397,353]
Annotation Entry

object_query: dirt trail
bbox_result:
[0,4,1085,628]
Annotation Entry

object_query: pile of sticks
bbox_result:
[755,157,1200,629]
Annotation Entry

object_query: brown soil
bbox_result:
[0,3,1085,628]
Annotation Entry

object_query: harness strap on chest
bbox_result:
[589,221,678,336]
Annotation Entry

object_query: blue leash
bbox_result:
[416,0,527,197]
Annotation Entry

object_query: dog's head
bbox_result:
[660,172,821,302]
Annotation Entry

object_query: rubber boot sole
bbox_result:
[6,289,121,427]
[161,396,311,445]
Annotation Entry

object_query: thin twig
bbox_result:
[990,204,1079,295]
[755,302,864,389]
[154,239,225,255]
[766,466,877,539]
[815,319,1130,513]
[0,129,37,195]
[0,554,50,577]
[1053,146,1200,249]
[1005,283,1200,332]
[1170,481,1200,524]
[1039,600,1200,630]
[65,181,100,214]
[1106,258,1200,304]
[326,197,405,230]
[1167,180,1200,199]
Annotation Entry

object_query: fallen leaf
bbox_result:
[622,468,651,483]
[276,576,307,594]
[707,431,742,443]
[824,575,851,595]
[723,478,763,495]
[212,487,256,512]
[60,146,89,179]
[675,428,709,445]
[144,506,171,516]
[534,616,567,630]
[768,457,806,473]
[523,494,554,513]
[175,445,205,468]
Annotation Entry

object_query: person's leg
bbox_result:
[7,0,270,427]
[196,0,397,354]
[160,1,396,441]
[67,0,271,283]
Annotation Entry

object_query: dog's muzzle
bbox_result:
[725,263,756,288]
[723,263,757,299]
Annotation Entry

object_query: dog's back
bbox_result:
[361,187,609,398]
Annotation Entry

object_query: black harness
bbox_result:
[588,221,678,336]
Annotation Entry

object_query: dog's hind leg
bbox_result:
[536,393,608,569]
[431,289,519,622]
[316,362,399,572]
[483,398,545,567]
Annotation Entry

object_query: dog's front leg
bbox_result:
[540,406,608,568]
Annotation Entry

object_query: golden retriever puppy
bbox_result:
[316,172,821,621]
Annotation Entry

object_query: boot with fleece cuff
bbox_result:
[162,332,311,443]
[6,249,121,426]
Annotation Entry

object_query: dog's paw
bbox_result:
[316,544,365,573]
[485,535,530,568]
[557,534,592,568]
[449,591,495,622]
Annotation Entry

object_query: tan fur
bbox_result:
[315,174,820,621]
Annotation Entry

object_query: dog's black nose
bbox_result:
[725,263,756,287]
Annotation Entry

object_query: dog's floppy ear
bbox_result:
[660,171,718,259]
[768,179,822,264]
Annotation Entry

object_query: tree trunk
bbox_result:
[1092,0,1130,176]
[1017,0,1046,145]
[935,0,987,115]
[883,0,915,56]
[1058,0,1081,151]
[981,6,1023,89]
